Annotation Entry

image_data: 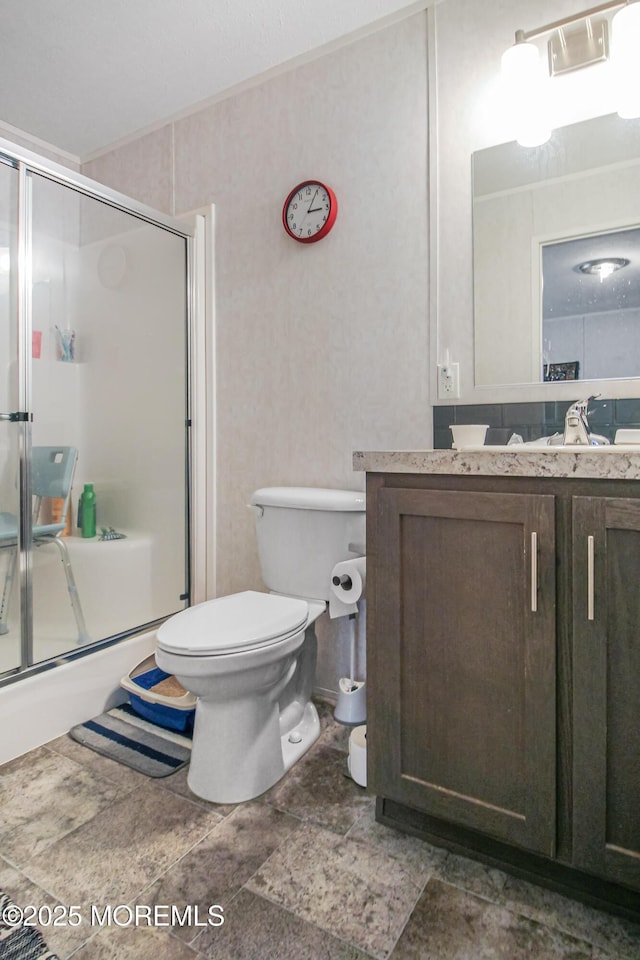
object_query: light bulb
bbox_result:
[501,41,551,147]
[612,1,640,119]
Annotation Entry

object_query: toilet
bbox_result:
[156,486,366,804]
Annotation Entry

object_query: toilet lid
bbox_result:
[157,590,309,656]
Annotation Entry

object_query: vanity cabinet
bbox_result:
[366,471,640,915]
[572,497,640,890]
[371,485,557,855]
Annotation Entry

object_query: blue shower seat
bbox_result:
[0,446,89,645]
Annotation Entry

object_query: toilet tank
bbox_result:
[249,487,366,601]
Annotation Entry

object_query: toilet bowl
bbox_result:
[157,591,325,803]
[156,486,366,804]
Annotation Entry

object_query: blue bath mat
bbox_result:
[69,703,191,778]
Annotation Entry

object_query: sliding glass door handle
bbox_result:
[0,412,29,421]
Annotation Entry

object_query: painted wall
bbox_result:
[433,0,639,404]
[82,13,431,694]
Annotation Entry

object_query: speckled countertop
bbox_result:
[353,448,640,480]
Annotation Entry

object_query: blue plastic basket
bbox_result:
[122,657,196,732]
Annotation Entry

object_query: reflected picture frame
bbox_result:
[544,361,580,382]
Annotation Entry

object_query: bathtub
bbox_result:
[0,530,181,763]
[0,629,156,764]
[0,531,169,671]
[33,531,157,655]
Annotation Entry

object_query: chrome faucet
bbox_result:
[562,396,610,446]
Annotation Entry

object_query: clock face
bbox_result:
[282,181,337,243]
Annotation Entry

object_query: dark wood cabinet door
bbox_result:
[572,496,640,891]
[369,487,556,856]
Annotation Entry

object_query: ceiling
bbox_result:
[0,0,424,161]
[543,227,640,319]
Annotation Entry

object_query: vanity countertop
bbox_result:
[353,448,640,480]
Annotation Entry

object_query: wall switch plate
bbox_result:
[437,362,460,399]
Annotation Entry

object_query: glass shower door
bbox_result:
[0,157,22,674]
[28,172,190,665]
[0,149,191,683]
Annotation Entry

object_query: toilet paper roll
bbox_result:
[329,592,358,619]
[329,557,366,619]
[330,557,366,602]
[348,724,367,787]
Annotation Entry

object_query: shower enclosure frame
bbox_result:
[0,135,201,688]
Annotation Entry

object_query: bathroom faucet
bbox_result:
[562,396,610,446]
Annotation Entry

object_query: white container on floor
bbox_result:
[348,724,367,787]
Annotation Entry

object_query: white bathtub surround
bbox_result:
[0,629,156,765]
[0,532,158,675]
[35,532,155,645]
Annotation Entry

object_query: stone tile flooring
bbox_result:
[1,700,640,959]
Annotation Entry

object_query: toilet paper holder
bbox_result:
[332,572,353,590]
[329,556,367,726]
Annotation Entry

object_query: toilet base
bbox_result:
[187,697,320,804]
[281,700,320,772]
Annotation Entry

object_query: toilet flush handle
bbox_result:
[247,504,264,519]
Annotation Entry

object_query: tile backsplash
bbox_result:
[433,398,640,449]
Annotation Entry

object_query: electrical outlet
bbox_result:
[437,362,460,399]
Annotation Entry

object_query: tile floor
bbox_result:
[1,699,640,959]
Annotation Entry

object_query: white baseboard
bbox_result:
[313,684,338,704]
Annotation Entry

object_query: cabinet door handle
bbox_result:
[587,534,595,621]
[531,531,538,612]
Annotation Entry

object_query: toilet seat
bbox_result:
[157,590,309,657]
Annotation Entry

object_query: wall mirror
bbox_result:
[472,113,640,387]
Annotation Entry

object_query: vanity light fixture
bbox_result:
[502,0,640,147]
[576,256,630,280]
[501,40,552,147]
[612,1,640,117]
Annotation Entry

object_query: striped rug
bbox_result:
[69,703,191,777]
[0,891,60,959]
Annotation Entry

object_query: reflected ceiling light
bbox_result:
[576,257,630,280]
[502,0,640,145]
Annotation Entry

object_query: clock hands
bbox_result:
[306,189,324,214]
[295,189,322,233]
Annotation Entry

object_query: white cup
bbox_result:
[449,424,489,449]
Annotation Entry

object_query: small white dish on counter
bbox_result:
[614,429,640,444]
[450,424,489,448]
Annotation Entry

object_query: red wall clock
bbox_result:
[282,180,338,243]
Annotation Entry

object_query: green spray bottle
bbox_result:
[79,483,96,538]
